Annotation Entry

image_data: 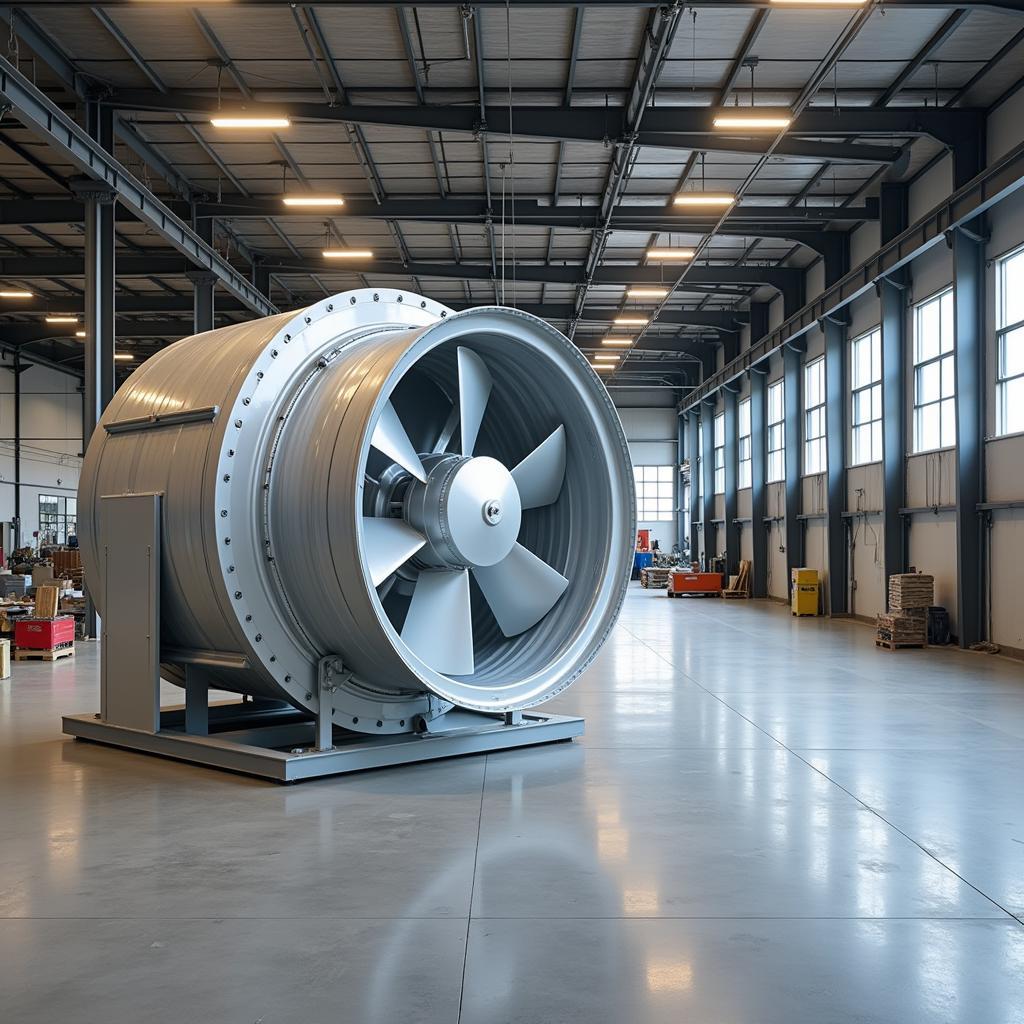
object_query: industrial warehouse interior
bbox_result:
[1,0,1024,1020]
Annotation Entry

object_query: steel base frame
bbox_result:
[62,703,584,783]
[62,491,584,784]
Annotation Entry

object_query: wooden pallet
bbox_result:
[14,645,75,662]
[722,559,752,599]
[874,639,924,651]
[667,590,719,598]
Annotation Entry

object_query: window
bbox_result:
[850,327,882,465]
[38,494,77,545]
[913,288,955,452]
[767,379,785,483]
[996,244,1024,436]
[804,357,826,475]
[713,411,725,494]
[633,465,674,522]
[738,397,752,488]
[697,422,704,500]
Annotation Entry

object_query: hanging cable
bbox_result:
[506,0,517,307]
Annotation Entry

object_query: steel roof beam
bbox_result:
[10,1,1024,9]
[0,56,275,316]
[681,133,1024,410]
[0,254,803,291]
[106,92,978,152]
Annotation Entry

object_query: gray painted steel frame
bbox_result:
[784,346,804,592]
[0,54,275,318]
[880,184,910,590]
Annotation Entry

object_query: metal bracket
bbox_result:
[69,177,118,205]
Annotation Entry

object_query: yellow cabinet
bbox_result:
[790,568,819,616]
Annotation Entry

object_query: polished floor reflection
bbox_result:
[1,587,1023,1022]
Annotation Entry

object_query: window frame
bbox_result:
[912,287,956,454]
[738,396,752,489]
[713,411,725,494]
[803,356,826,476]
[850,326,883,467]
[632,464,675,523]
[767,379,785,484]
[996,243,1024,438]
[38,494,77,546]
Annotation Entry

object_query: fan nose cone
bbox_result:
[444,456,521,567]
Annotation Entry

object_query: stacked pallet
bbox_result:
[876,573,933,649]
[640,566,671,589]
[889,573,934,611]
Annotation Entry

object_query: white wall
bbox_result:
[0,358,82,550]
[616,403,679,552]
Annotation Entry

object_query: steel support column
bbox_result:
[13,350,21,552]
[677,411,687,555]
[687,412,700,562]
[951,136,986,647]
[723,387,740,576]
[749,301,770,345]
[783,344,804,593]
[749,367,768,597]
[952,222,985,647]
[79,100,116,640]
[188,214,216,334]
[823,236,850,615]
[702,399,717,568]
[880,183,909,589]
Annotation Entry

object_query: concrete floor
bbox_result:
[2,586,1024,1023]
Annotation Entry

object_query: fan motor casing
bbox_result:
[78,290,635,735]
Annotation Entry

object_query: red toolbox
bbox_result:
[667,571,723,597]
[15,616,75,649]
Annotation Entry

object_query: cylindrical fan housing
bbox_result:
[78,290,634,734]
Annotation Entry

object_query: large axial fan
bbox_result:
[78,291,634,735]
[365,348,569,676]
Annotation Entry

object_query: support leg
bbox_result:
[184,665,209,736]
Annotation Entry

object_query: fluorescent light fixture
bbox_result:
[594,354,620,362]
[613,316,648,326]
[75,330,86,338]
[322,249,373,259]
[210,116,291,129]
[647,248,696,261]
[772,0,866,5]
[713,109,791,130]
[594,362,615,371]
[626,287,669,299]
[45,315,78,324]
[602,337,633,346]
[282,195,345,208]
[673,192,736,208]
[0,289,33,298]
[114,353,135,362]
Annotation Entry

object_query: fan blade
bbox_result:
[473,544,569,637]
[362,517,427,587]
[371,401,427,482]
[401,569,475,675]
[458,347,492,456]
[511,425,566,509]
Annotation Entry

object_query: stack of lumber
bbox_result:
[876,573,932,649]
[640,566,671,589]
[888,573,934,611]
[722,559,752,599]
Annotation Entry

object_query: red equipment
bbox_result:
[667,571,722,597]
[15,616,75,649]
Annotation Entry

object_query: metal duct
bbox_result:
[79,290,634,735]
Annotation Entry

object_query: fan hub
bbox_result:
[405,455,521,569]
